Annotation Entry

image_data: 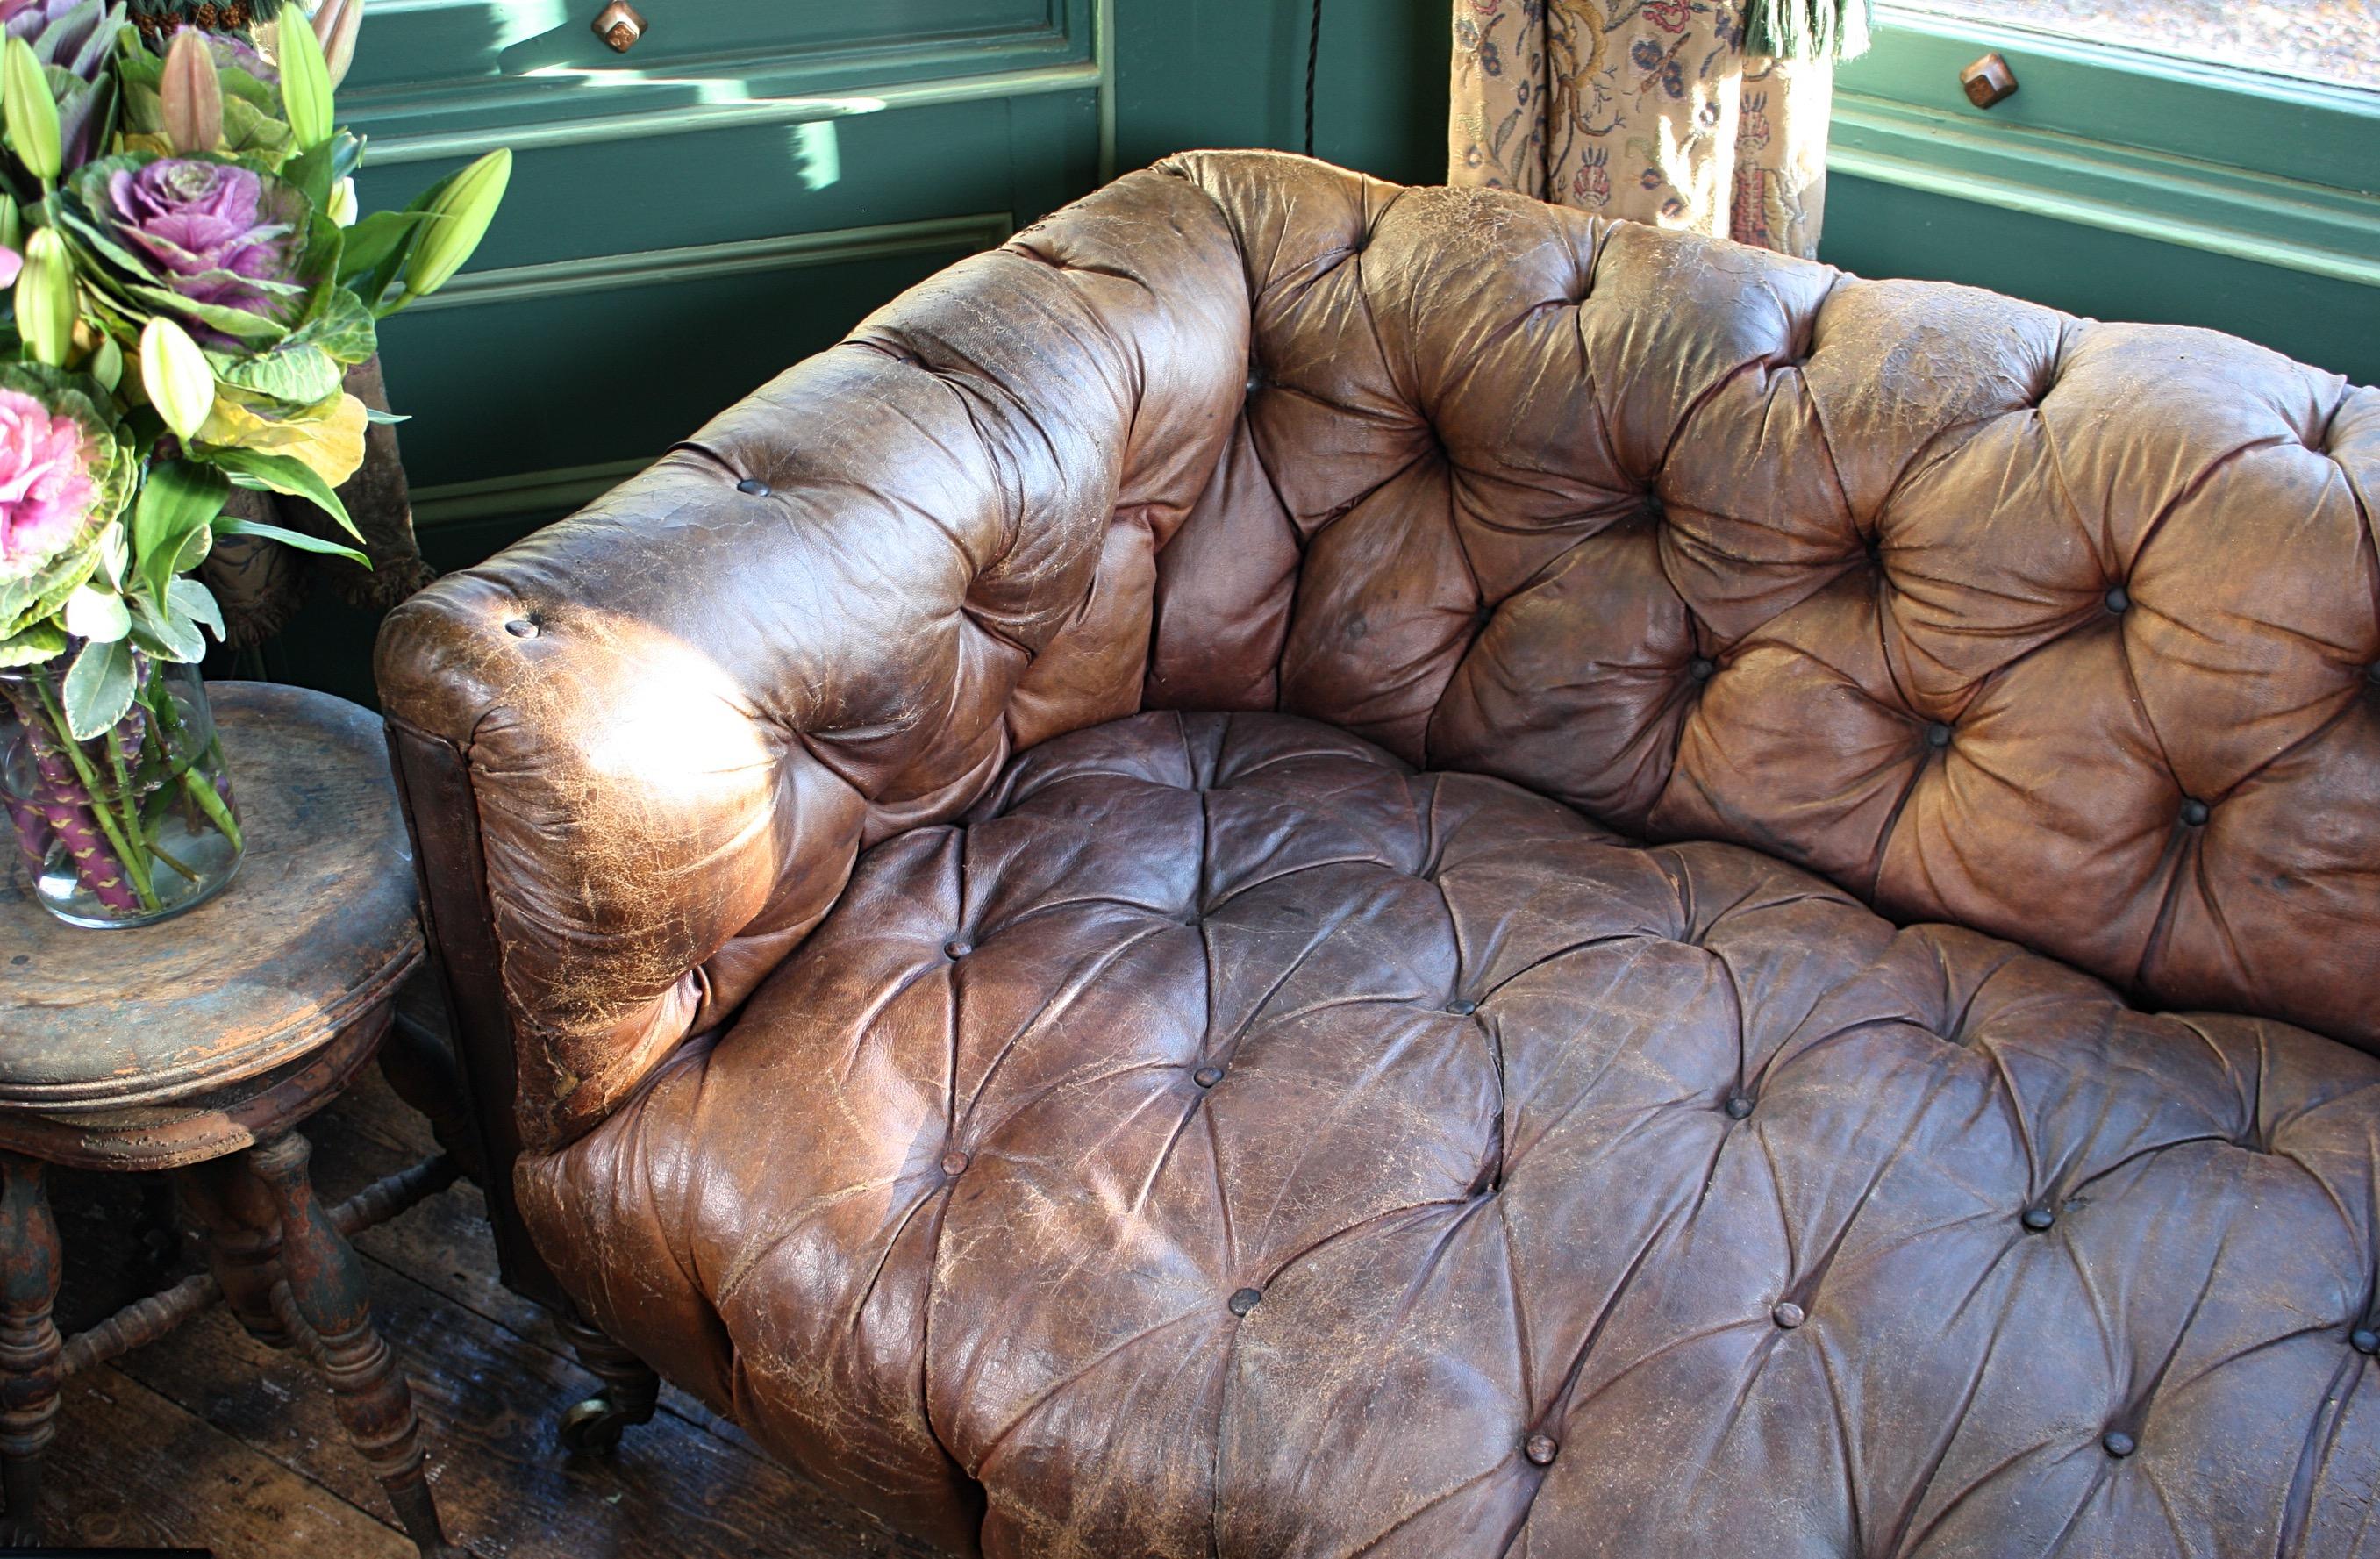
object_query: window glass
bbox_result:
[1887,0,2380,95]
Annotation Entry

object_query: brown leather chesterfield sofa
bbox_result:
[377,152,2380,1556]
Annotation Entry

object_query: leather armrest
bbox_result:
[375,163,1254,1151]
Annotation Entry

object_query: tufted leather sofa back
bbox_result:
[379,152,2380,1161]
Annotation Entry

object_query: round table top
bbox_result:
[0,682,423,1113]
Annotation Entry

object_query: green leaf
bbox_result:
[282,136,339,210]
[207,447,357,539]
[286,282,376,364]
[32,4,104,69]
[0,620,66,669]
[132,460,231,606]
[216,62,280,114]
[128,594,204,662]
[216,89,297,163]
[47,198,164,287]
[364,407,410,425]
[122,280,290,343]
[61,635,135,740]
[170,521,212,576]
[211,514,368,566]
[0,545,99,642]
[335,209,428,286]
[168,576,224,640]
[217,341,343,405]
[357,165,461,311]
[62,582,130,643]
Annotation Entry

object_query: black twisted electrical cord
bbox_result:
[1304,0,1323,156]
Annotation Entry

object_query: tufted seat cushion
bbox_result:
[520,710,2380,1558]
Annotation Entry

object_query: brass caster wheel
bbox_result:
[558,1393,641,1456]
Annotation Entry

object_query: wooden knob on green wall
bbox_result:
[1960,52,2019,109]
[592,1,647,52]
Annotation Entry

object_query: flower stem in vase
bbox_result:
[25,680,161,912]
[181,759,242,852]
[3,793,59,887]
[148,689,241,853]
[3,679,146,913]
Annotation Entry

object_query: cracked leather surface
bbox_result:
[522,711,2380,1557]
[375,150,2380,1554]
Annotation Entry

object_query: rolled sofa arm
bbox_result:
[375,161,1261,1164]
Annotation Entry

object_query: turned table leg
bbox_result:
[0,1153,61,1547]
[247,1131,464,1559]
[179,1155,296,1348]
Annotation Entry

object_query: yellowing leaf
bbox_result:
[197,390,367,489]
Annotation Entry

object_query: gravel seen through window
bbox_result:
[1892,0,2380,94]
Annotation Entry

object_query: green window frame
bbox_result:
[1824,5,2380,382]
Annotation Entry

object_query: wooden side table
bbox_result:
[0,683,465,1557]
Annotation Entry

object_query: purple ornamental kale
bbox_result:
[101,157,302,340]
[154,20,277,82]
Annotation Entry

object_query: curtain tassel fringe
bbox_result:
[1742,0,1874,61]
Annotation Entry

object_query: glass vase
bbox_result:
[0,654,244,929]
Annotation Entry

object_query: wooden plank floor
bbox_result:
[36,1058,945,1558]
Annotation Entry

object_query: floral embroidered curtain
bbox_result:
[1450,1,1868,260]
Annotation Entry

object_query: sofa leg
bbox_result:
[554,1312,660,1456]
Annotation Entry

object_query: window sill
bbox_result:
[1831,9,2380,293]
[1828,97,2380,288]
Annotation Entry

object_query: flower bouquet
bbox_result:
[0,0,509,927]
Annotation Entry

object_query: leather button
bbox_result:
[2021,1205,2055,1232]
[2179,797,2210,826]
[2351,1327,2378,1355]
[2104,586,2131,614]
[940,1151,970,1176]
[1227,1287,1263,1317]
[504,618,539,638]
[1193,1066,1225,1089]
[1523,1434,1559,1467]
[945,940,972,960]
[1926,722,1954,750]
[1772,1301,1805,1329]
[1724,1094,1754,1120]
[1446,998,1477,1017]
[737,477,772,496]
[2102,1430,2136,1458]
[1688,657,1715,683]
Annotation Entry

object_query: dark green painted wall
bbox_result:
[1114,0,1446,185]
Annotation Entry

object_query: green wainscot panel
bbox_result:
[376,225,1008,483]
[353,95,1097,275]
[364,89,1097,484]
[1823,174,2380,390]
[341,0,1090,136]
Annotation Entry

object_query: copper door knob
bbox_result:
[1960,52,2019,109]
[593,1,647,51]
